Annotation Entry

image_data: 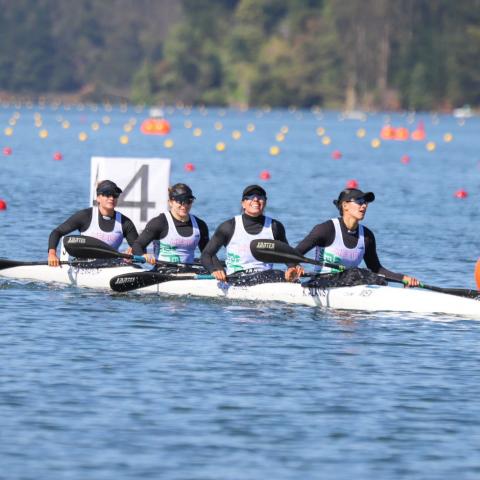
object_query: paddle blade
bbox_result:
[64,235,126,260]
[250,239,319,266]
[110,271,206,292]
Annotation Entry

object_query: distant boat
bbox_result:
[339,110,367,121]
[453,105,474,118]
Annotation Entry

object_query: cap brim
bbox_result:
[364,192,375,202]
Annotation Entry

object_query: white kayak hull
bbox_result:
[1,264,480,317]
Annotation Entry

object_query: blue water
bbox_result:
[1,104,480,479]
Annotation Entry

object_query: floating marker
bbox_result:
[78,132,88,141]
[4,127,13,136]
[331,150,342,160]
[216,142,226,152]
[475,259,480,289]
[247,123,255,133]
[269,145,280,156]
[454,189,468,198]
[316,127,325,136]
[53,152,63,161]
[346,179,358,189]
[322,136,331,145]
[193,128,202,137]
[0,199,7,210]
[426,141,436,151]
[232,130,241,140]
[275,133,285,142]
[401,154,411,164]
[371,138,381,148]
[3,147,12,156]
[164,138,174,148]
[443,133,453,142]
[260,170,271,180]
[214,122,223,131]
[184,162,195,172]
[357,128,366,138]
[120,135,129,144]
[39,129,48,139]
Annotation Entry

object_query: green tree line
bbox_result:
[1,0,480,110]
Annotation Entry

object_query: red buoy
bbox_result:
[0,199,7,210]
[401,155,411,164]
[53,152,63,161]
[454,189,468,198]
[259,170,271,180]
[184,162,195,172]
[3,147,12,156]
[346,179,358,189]
[331,150,342,160]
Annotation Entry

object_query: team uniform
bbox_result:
[295,217,404,282]
[48,207,138,251]
[132,211,209,264]
[201,213,288,274]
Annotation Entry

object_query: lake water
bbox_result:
[1,104,480,479]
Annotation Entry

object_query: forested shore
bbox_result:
[1,0,479,110]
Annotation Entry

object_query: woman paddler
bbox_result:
[201,184,302,281]
[48,180,139,267]
[285,188,420,286]
[132,183,209,265]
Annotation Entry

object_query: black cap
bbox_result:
[242,184,267,199]
[169,183,195,201]
[333,188,375,208]
[96,180,122,196]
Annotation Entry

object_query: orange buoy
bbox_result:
[454,189,468,198]
[53,152,63,161]
[0,199,7,210]
[346,179,358,189]
[259,170,271,180]
[331,150,342,160]
[140,118,171,135]
[184,162,195,172]
[394,127,409,141]
[380,125,396,140]
[475,259,480,289]
[3,147,12,156]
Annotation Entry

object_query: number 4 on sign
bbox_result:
[117,165,156,221]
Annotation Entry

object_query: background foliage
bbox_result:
[1,0,479,109]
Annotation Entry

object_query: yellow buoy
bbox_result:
[91,122,100,131]
[39,129,48,139]
[214,122,223,131]
[443,133,453,142]
[62,120,70,129]
[102,116,111,125]
[316,127,325,136]
[232,130,241,140]
[247,123,255,133]
[216,142,226,152]
[280,126,289,134]
[371,138,381,148]
[164,138,174,148]
[357,128,366,138]
[193,128,202,137]
[269,145,280,156]
[426,141,436,151]
[275,133,285,142]
[120,135,129,144]
[184,120,193,129]
[123,124,133,133]
[8,119,16,126]
[78,132,88,141]
[4,127,13,136]
[322,136,331,145]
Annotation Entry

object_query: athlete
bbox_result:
[48,180,138,266]
[285,188,420,286]
[132,183,209,264]
[201,184,302,281]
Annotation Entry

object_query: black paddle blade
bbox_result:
[250,239,319,266]
[64,235,126,259]
[110,271,181,292]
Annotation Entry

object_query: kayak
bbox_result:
[1,261,480,317]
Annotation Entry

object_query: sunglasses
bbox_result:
[98,191,120,198]
[171,196,194,205]
[349,197,367,205]
[243,194,266,201]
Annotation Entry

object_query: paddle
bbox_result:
[0,258,94,271]
[110,270,215,292]
[250,239,480,300]
[63,235,206,272]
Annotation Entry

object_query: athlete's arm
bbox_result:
[196,218,210,252]
[200,219,234,277]
[132,214,168,256]
[295,220,335,255]
[121,216,139,247]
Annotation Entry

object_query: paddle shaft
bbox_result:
[0,258,95,271]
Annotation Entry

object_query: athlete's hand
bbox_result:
[124,247,133,255]
[143,254,156,265]
[48,250,60,267]
[402,275,420,288]
[212,269,227,282]
[285,265,304,282]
